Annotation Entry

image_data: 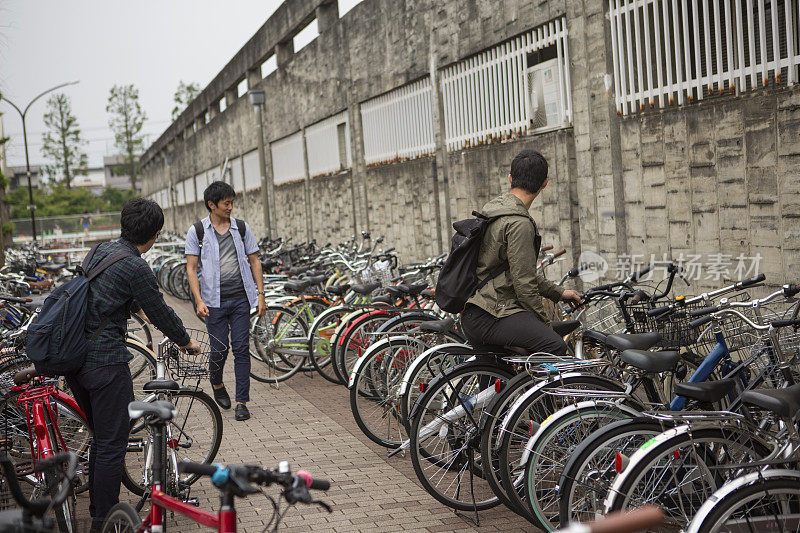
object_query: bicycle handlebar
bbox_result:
[552,248,567,259]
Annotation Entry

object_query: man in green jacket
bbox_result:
[461,150,583,356]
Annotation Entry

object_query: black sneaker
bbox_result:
[235,403,250,421]
[213,386,231,410]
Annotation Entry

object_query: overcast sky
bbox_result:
[0,0,363,169]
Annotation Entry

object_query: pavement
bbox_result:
[75,294,534,532]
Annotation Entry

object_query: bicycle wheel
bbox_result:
[335,311,391,384]
[349,336,429,448]
[250,305,308,383]
[123,389,222,496]
[284,296,330,371]
[102,502,140,533]
[495,373,628,519]
[558,417,666,528]
[409,361,515,511]
[523,401,636,531]
[689,471,800,533]
[44,406,78,533]
[604,425,771,529]
[127,313,153,350]
[308,306,352,384]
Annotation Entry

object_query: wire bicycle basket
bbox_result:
[162,328,218,380]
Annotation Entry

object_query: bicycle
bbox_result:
[103,401,331,533]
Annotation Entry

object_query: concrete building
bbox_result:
[7,165,42,190]
[0,115,7,181]
[73,167,106,195]
[103,155,138,191]
[140,0,800,290]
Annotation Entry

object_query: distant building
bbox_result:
[7,165,42,190]
[103,155,138,191]
[72,167,106,196]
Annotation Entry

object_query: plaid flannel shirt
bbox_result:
[82,239,190,372]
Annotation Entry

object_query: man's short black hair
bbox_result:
[120,198,164,245]
[204,181,236,211]
[510,150,548,193]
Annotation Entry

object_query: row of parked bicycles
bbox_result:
[242,232,800,533]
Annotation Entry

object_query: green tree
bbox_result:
[41,93,88,188]
[171,81,200,121]
[100,186,137,211]
[0,96,10,264]
[107,84,146,190]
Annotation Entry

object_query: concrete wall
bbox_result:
[141,0,799,290]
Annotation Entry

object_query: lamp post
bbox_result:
[248,90,271,239]
[1,80,80,242]
[165,155,177,232]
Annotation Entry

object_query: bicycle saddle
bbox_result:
[471,344,530,357]
[551,320,581,337]
[620,349,681,373]
[396,283,428,296]
[128,401,177,422]
[351,282,380,295]
[418,317,455,334]
[740,383,800,419]
[13,367,39,385]
[371,295,394,305]
[284,279,311,293]
[674,378,736,404]
[582,330,608,344]
[605,332,662,352]
[326,284,350,296]
[304,274,327,285]
[142,379,180,392]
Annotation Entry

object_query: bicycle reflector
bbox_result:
[495,379,502,393]
[615,452,629,473]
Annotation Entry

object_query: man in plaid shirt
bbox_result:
[65,198,200,529]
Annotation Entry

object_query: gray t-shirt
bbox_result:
[215,230,247,301]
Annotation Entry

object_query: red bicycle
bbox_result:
[10,369,89,532]
[102,400,331,533]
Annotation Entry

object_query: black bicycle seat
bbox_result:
[582,330,608,344]
[605,332,662,351]
[371,295,394,305]
[284,279,311,293]
[326,284,350,296]
[142,379,180,393]
[674,379,736,404]
[397,283,428,296]
[128,401,177,422]
[471,344,529,357]
[551,320,581,337]
[304,274,327,285]
[351,282,380,295]
[620,349,681,373]
[741,383,800,419]
[418,317,455,334]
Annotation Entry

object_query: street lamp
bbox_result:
[1,80,80,242]
[248,89,272,239]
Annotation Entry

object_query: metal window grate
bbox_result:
[306,111,352,177]
[270,131,305,184]
[610,0,800,115]
[361,77,435,165]
[440,17,572,151]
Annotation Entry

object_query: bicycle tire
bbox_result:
[43,406,78,533]
[604,426,771,528]
[125,340,158,401]
[250,305,308,383]
[349,336,430,448]
[122,389,223,496]
[308,306,352,384]
[335,312,391,384]
[283,296,332,372]
[557,417,666,528]
[102,502,140,533]
[409,361,515,511]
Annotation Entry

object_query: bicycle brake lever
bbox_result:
[313,499,333,513]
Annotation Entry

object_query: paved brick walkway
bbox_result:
[76,295,534,532]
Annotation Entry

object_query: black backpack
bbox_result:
[193,219,246,250]
[25,244,134,375]
[434,212,510,313]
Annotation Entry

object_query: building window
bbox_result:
[260,55,277,78]
[610,0,800,115]
[270,131,305,184]
[440,17,572,151]
[306,111,351,177]
[236,79,247,99]
[360,78,435,165]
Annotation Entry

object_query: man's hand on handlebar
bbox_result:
[560,289,584,309]
[181,339,202,355]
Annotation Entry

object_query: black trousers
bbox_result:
[461,304,569,357]
[65,363,133,523]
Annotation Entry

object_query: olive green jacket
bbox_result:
[466,193,564,322]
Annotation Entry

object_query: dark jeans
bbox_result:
[65,364,133,522]
[207,297,251,403]
[460,304,569,357]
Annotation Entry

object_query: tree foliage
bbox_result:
[41,93,88,188]
[172,81,200,121]
[5,185,137,219]
[106,84,146,190]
